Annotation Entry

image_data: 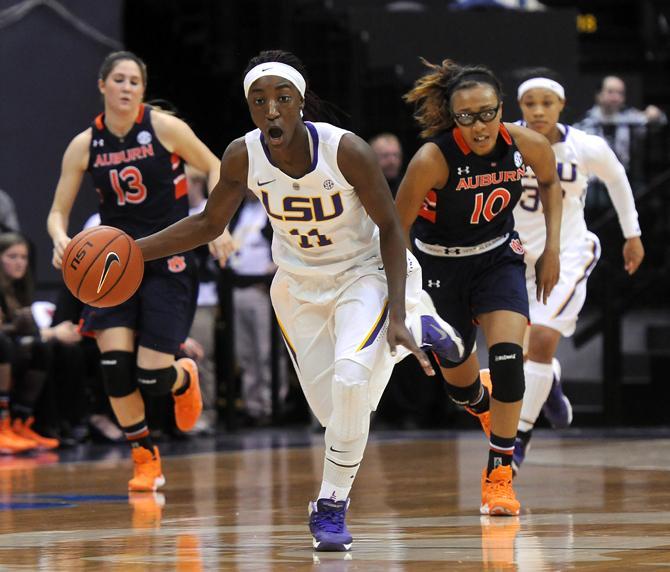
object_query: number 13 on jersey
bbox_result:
[109,166,147,205]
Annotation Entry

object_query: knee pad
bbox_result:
[100,351,136,398]
[137,365,177,397]
[489,343,525,403]
[444,377,481,406]
[325,423,368,467]
[0,333,13,364]
[329,359,372,442]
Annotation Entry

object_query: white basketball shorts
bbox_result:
[270,250,423,427]
[526,231,601,337]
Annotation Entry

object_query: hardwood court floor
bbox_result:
[0,428,669,570]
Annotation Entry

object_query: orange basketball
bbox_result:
[61,225,144,308]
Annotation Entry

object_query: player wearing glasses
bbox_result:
[395,59,562,515]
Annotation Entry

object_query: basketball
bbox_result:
[61,225,144,308]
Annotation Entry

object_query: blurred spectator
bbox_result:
[575,75,668,172]
[369,133,404,197]
[228,191,286,426]
[185,166,219,434]
[0,190,20,233]
[0,232,59,450]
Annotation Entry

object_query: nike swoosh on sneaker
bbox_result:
[97,251,120,293]
[429,323,449,340]
[257,179,276,186]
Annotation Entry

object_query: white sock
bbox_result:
[318,480,352,503]
[518,360,554,432]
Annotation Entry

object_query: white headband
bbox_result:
[243,62,306,98]
[517,77,565,101]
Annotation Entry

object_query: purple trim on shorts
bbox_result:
[359,301,389,351]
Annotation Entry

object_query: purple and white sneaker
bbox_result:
[308,498,352,552]
[542,358,573,429]
[512,435,530,476]
[417,291,464,363]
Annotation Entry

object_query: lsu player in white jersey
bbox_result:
[512,72,645,473]
[136,50,463,552]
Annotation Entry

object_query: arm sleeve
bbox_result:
[582,134,642,238]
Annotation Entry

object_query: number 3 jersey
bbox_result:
[514,123,641,264]
[414,124,526,247]
[87,104,188,239]
[245,121,379,276]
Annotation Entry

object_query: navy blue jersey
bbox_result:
[87,104,188,239]
[414,124,526,247]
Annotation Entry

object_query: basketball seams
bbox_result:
[62,226,109,284]
[62,225,143,307]
[75,233,124,300]
[87,233,138,306]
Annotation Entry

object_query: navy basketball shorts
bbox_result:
[415,233,529,367]
[80,255,198,355]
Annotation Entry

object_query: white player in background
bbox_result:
[512,71,645,473]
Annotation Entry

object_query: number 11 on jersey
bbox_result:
[289,228,333,249]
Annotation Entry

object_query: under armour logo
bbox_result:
[427,280,441,288]
[457,166,470,175]
[93,139,104,147]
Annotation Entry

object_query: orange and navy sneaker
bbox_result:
[480,514,520,570]
[480,466,520,516]
[466,369,492,438]
[11,418,59,450]
[128,446,166,492]
[0,418,36,453]
[174,358,202,432]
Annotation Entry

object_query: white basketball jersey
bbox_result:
[515,124,590,262]
[245,121,379,276]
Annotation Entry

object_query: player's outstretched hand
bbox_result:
[208,228,236,268]
[387,316,435,377]
[535,248,560,304]
[623,236,644,275]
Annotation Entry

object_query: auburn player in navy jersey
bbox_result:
[396,59,562,516]
[47,51,228,492]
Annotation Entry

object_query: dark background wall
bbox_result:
[0,0,123,289]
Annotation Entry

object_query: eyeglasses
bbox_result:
[452,104,500,126]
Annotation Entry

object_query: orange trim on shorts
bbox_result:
[77,318,97,339]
